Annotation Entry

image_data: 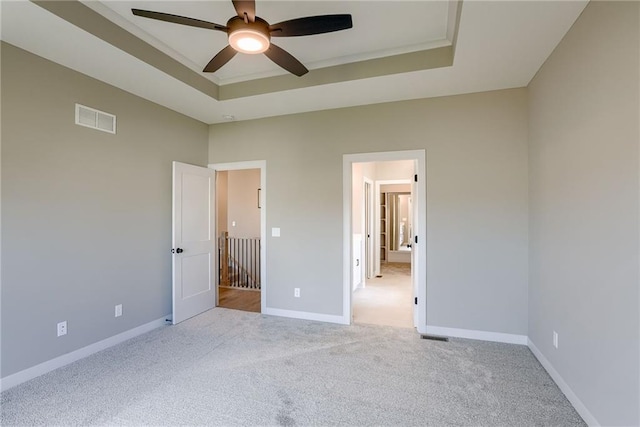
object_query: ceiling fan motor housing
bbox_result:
[227,16,271,54]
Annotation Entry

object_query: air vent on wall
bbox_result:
[75,104,116,134]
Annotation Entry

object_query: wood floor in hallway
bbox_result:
[218,287,261,313]
[353,262,413,328]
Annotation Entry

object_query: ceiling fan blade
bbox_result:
[132,9,227,32]
[203,46,238,73]
[269,15,352,37]
[232,0,255,22]
[263,44,308,77]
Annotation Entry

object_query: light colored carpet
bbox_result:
[353,263,413,328]
[1,309,585,426]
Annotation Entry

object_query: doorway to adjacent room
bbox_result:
[214,165,265,313]
[344,150,426,332]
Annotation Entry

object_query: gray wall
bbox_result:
[1,43,209,377]
[226,169,261,238]
[216,170,228,235]
[528,2,639,425]
[209,88,529,334]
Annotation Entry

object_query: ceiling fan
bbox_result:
[132,0,353,77]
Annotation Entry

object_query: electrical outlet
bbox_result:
[57,321,67,337]
[115,304,123,317]
[294,288,300,298]
[553,331,558,349]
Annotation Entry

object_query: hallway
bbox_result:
[353,263,413,329]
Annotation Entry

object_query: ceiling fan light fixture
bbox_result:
[229,29,270,54]
[131,5,352,76]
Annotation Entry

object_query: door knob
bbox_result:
[172,248,184,254]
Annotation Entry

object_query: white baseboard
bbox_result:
[425,325,528,345]
[527,339,599,426]
[262,307,349,325]
[0,315,169,392]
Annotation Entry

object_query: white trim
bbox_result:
[209,161,264,172]
[425,325,528,345]
[377,179,413,185]
[342,157,354,325]
[209,161,267,314]
[638,7,640,417]
[352,233,363,290]
[262,308,349,325]
[0,316,169,392]
[0,75,3,393]
[343,150,427,331]
[528,339,600,426]
[637,9,640,421]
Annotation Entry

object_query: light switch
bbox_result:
[232,221,236,227]
[272,227,281,237]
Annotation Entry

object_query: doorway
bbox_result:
[211,161,266,314]
[353,165,414,328]
[342,150,426,333]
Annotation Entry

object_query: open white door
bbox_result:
[364,180,374,280]
[411,169,418,328]
[172,161,216,324]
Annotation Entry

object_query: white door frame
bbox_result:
[209,160,267,313]
[343,150,427,333]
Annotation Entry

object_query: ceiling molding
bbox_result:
[216,39,452,86]
[220,46,453,100]
[449,1,464,57]
[80,0,218,85]
[31,0,220,99]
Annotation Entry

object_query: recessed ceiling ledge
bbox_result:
[219,45,454,100]
[31,0,220,100]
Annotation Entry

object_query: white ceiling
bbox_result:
[0,0,588,125]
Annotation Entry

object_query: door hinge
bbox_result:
[414,236,418,244]
[414,297,418,305]
[414,174,418,182]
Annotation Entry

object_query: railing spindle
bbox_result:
[218,235,260,290]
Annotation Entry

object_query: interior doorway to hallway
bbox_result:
[351,160,415,328]
[215,168,262,313]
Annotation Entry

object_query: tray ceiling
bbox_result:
[0,1,588,124]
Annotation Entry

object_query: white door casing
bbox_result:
[353,234,363,289]
[172,162,216,324]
